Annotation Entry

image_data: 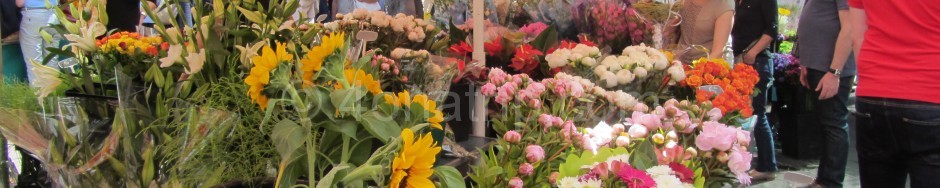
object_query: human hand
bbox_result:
[800,66,809,88]
[815,72,840,100]
[743,50,758,65]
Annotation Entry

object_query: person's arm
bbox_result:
[710,11,734,59]
[815,9,852,99]
[744,0,778,64]
[850,8,866,60]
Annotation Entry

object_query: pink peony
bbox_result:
[634,103,650,113]
[509,177,524,188]
[525,145,545,163]
[591,162,610,178]
[488,68,509,85]
[580,134,598,153]
[628,124,648,138]
[549,172,560,184]
[504,130,522,143]
[707,108,723,121]
[696,121,736,151]
[538,114,556,131]
[518,163,534,176]
[636,113,664,130]
[495,83,517,105]
[511,74,529,85]
[526,82,546,96]
[560,121,578,140]
[736,128,751,147]
[728,148,753,185]
[526,98,542,108]
[569,81,585,98]
[553,80,569,96]
[481,83,497,96]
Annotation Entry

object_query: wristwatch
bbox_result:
[828,68,842,76]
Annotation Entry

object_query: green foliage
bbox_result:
[0,81,40,111]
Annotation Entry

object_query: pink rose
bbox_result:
[628,124,648,138]
[728,148,753,185]
[518,163,534,176]
[509,177,524,188]
[707,108,723,121]
[481,83,497,96]
[695,121,736,151]
[525,145,545,163]
[504,130,522,143]
[488,68,509,85]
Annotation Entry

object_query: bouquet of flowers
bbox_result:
[682,58,760,119]
[773,53,801,86]
[573,0,655,51]
[326,9,447,56]
[549,44,686,100]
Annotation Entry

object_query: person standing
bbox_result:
[849,0,940,187]
[796,0,856,187]
[670,0,734,63]
[731,0,778,182]
[18,0,58,83]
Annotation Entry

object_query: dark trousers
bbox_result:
[753,55,778,172]
[806,69,854,187]
[856,97,940,188]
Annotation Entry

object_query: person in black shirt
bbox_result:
[106,0,156,32]
[731,0,778,182]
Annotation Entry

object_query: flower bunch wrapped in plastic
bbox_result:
[387,48,457,103]
[682,58,759,118]
[592,44,684,89]
[96,32,165,57]
[545,42,602,76]
[573,0,655,50]
[326,9,445,55]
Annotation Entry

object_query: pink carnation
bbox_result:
[481,83,497,96]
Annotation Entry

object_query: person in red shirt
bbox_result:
[849,0,940,187]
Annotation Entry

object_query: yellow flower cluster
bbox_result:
[96,32,163,56]
[301,32,346,86]
[245,43,293,110]
[384,90,444,130]
[779,8,792,16]
[390,128,440,188]
[692,57,730,69]
[340,69,383,95]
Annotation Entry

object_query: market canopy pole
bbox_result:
[471,0,486,137]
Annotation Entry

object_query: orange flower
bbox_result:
[686,75,703,87]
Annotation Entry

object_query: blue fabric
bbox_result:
[752,54,778,173]
[24,0,58,8]
[856,97,940,188]
[807,69,853,187]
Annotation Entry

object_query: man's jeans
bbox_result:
[806,69,854,187]
[753,54,778,173]
[856,97,940,188]
[19,8,54,84]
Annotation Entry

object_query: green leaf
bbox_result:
[629,140,658,170]
[360,111,401,143]
[323,120,358,139]
[236,6,265,25]
[272,120,306,160]
[311,86,335,119]
[341,165,381,183]
[530,24,559,52]
[316,163,351,188]
[434,166,466,188]
[142,146,155,185]
[694,168,705,188]
[330,88,367,113]
[449,20,468,44]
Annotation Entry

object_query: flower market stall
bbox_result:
[0,0,763,187]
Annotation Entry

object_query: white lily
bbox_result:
[28,60,63,101]
[234,42,264,67]
[185,49,207,74]
[160,44,184,68]
[63,21,106,52]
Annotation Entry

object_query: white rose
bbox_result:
[616,69,635,84]
[569,53,584,62]
[601,56,621,71]
[546,50,571,68]
[588,46,601,57]
[581,57,597,66]
[635,67,649,78]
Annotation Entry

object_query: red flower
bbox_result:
[668,163,695,184]
[548,40,577,54]
[484,37,503,56]
[448,41,473,57]
[578,34,597,47]
[509,44,544,74]
[617,164,655,188]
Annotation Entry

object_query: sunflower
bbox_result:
[340,69,383,94]
[390,128,441,188]
[301,32,346,86]
[412,94,444,130]
[383,90,412,107]
[245,42,293,110]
